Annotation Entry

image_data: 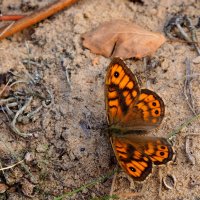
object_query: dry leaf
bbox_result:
[82,20,166,59]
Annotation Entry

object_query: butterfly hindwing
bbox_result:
[111,135,152,181]
[111,134,173,180]
[144,136,173,165]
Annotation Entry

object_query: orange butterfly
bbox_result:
[105,58,173,181]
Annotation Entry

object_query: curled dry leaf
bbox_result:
[82,20,166,59]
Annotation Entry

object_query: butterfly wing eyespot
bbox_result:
[144,138,173,165]
[136,89,165,125]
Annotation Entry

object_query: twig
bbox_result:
[183,58,197,115]
[5,103,15,117]
[109,167,118,197]
[61,59,72,91]
[5,104,15,117]
[0,14,25,21]
[10,96,33,137]
[0,135,35,182]
[176,23,192,43]
[185,16,200,55]
[0,0,79,41]
[185,134,199,165]
[143,57,151,89]
[0,76,12,98]
[158,168,163,199]
[165,15,200,55]
[18,105,43,123]
[0,21,15,40]
[0,97,16,106]
[9,80,28,88]
[1,105,11,121]
[0,160,24,171]
[0,162,5,176]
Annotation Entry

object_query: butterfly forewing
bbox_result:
[105,58,165,131]
[105,58,140,126]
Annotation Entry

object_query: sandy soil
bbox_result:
[0,0,200,199]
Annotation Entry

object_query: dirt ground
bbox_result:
[0,0,200,199]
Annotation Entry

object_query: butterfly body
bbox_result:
[105,58,173,181]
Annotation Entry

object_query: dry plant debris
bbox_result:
[82,20,166,59]
[0,70,53,138]
[164,15,200,55]
[0,15,25,21]
[185,134,199,165]
[183,58,197,115]
[0,0,79,41]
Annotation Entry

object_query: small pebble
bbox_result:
[0,183,8,193]
[25,152,34,162]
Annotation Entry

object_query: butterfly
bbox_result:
[105,58,173,181]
